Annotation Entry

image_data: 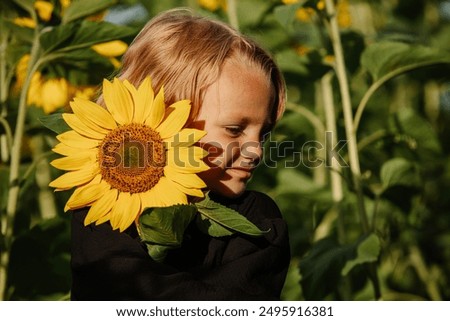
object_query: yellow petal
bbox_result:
[84,188,118,226]
[51,150,97,171]
[140,177,187,209]
[156,100,191,139]
[34,0,54,21]
[164,128,206,148]
[63,113,107,140]
[110,192,141,232]
[52,143,91,157]
[144,86,165,128]
[164,166,206,189]
[166,178,204,198]
[103,78,133,125]
[56,130,100,149]
[96,212,112,226]
[49,163,99,190]
[91,40,128,58]
[167,146,209,173]
[128,77,154,123]
[66,180,110,210]
[70,98,117,131]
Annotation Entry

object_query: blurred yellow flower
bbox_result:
[337,0,352,28]
[295,7,316,22]
[34,1,54,21]
[13,17,36,28]
[91,40,128,69]
[282,0,299,4]
[27,74,70,114]
[198,0,227,12]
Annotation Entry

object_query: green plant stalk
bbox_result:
[353,61,449,132]
[0,20,10,163]
[313,80,327,186]
[30,135,58,220]
[227,0,239,31]
[324,0,380,299]
[286,102,326,134]
[0,28,42,301]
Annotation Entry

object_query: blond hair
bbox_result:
[114,8,286,125]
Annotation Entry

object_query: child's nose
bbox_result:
[240,139,263,163]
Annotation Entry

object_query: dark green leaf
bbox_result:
[38,113,71,134]
[361,41,450,81]
[138,204,197,247]
[40,23,78,53]
[341,233,380,276]
[196,213,234,237]
[13,0,35,15]
[300,237,355,300]
[41,20,135,54]
[195,193,268,237]
[62,0,117,24]
[380,158,421,190]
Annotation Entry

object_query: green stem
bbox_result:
[1,28,42,301]
[324,0,380,300]
[353,61,448,132]
[226,0,239,31]
[286,102,326,134]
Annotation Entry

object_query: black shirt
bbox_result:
[70,190,290,300]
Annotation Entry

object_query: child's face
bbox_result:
[193,60,273,198]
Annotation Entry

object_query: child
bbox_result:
[70,8,290,300]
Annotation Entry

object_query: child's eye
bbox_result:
[225,126,243,137]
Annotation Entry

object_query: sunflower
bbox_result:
[49,77,209,231]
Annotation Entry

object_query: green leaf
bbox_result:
[273,2,304,30]
[195,193,267,237]
[341,233,380,276]
[41,20,135,54]
[361,41,450,82]
[39,113,71,134]
[40,22,78,54]
[62,0,117,24]
[300,237,355,300]
[138,205,197,247]
[196,214,234,237]
[380,158,421,190]
[13,0,35,15]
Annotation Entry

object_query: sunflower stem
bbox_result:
[1,26,42,300]
[227,0,239,31]
[324,0,380,300]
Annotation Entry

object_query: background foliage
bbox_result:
[0,0,449,300]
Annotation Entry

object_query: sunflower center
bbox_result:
[99,123,166,193]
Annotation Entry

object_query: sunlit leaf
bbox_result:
[342,233,380,276]
[195,193,267,237]
[62,0,116,24]
[361,41,450,81]
[380,158,421,190]
[273,2,303,30]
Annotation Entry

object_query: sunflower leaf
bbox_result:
[138,204,197,262]
[195,193,268,237]
[39,113,71,134]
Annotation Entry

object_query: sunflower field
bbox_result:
[0,0,449,301]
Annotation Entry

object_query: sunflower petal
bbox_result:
[140,176,187,209]
[51,150,97,171]
[110,192,141,231]
[166,177,204,197]
[156,100,191,139]
[132,77,154,123]
[52,143,90,157]
[144,85,165,128]
[103,78,134,125]
[164,166,206,189]
[167,146,209,173]
[84,188,118,226]
[63,113,106,140]
[57,130,100,149]
[65,180,110,210]
[70,98,117,131]
[49,163,99,190]
[164,128,206,148]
